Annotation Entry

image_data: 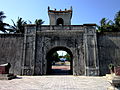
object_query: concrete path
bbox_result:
[0,75,111,90]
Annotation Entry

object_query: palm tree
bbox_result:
[97,18,114,32]
[35,19,44,26]
[114,11,120,31]
[97,18,108,32]
[100,18,107,26]
[0,11,6,21]
[11,17,27,33]
[35,19,44,31]
[0,11,9,33]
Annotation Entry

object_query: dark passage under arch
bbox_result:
[46,46,73,75]
[56,18,64,25]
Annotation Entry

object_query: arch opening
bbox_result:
[56,18,64,25]
[46,47,73,75]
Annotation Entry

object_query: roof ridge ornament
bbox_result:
[70,6,72,11]
[48,6,72,12]
[48,6,50,10]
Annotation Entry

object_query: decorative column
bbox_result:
[84,24,99,76]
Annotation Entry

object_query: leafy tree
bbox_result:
[64,53,71,61]
[51,52,59,62]
[0,11,10,33]
[11,17,27,33]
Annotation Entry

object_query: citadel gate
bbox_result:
[1,7,120,76]
[0,7,101,76]
[21,7,99,76]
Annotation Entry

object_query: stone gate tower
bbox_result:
[48,6,72,25]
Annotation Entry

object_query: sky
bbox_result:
[0,0,120,55]
[57,51,67,56]
[0,0,120,25]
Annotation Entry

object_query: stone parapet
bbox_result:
[25,24,96,31]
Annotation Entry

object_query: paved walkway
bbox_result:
[51,64,70,75]
[0,75,111,90]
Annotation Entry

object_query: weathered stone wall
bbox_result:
[0,25,99,76]
[98,32,120,75]
[24,25,98,76]
[35,29,85,75]
[0,34,24,75]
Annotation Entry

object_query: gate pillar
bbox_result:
[84,25,99,76]
[21,25,36,75]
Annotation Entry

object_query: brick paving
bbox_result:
[0,75,111,90]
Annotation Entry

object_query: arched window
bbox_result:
[56,18,64,25]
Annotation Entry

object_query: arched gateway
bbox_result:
[21,7,99,76]
[46,46,73,75]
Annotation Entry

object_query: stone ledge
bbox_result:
[112,76,120,87]
[0,74,16,80]
[105,74,120,90]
